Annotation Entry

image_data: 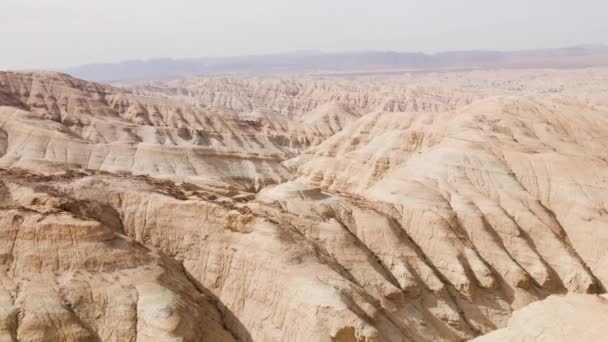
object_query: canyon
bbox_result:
[0,67,607,341]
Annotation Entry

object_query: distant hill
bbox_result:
[62,45,608,83]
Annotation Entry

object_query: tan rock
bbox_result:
[0,71,325,191]
[0,172,235,341]
[1,68,608,341]
[473,294,608,342]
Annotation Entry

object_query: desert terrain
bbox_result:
[0,66,607,341]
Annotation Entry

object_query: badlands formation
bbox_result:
[0,68,607,341]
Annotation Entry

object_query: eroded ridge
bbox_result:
[0,69,607,341]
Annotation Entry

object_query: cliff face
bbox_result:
[1,69,607,341]
[0,71,325,192]
[294,96,608,289]
[0,170,236,342]
[261,95,608,339]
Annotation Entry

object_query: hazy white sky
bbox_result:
[1,0,607,69]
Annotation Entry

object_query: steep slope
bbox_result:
[297,101,362,136]
[269,96,608,336]
[0,169,430,341]
[292,96,608,290]
[0,169,236,342]
[0,71,324,191]
[1,70,608,341]
[473,294,608,341]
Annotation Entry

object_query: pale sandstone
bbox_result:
[473,294,608,341]
[0,171,235,342]
[0,71,325,192]
[0,69,607,341]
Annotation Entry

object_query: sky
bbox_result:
[1,0,607,70]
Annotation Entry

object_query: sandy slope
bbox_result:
[0,69,607,341]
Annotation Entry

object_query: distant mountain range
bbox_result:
[61,45,608,83]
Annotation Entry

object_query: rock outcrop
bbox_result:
[1,69,607,341]
[0,71,324,191]
[473,294,608,341]
[0,169,236,342]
